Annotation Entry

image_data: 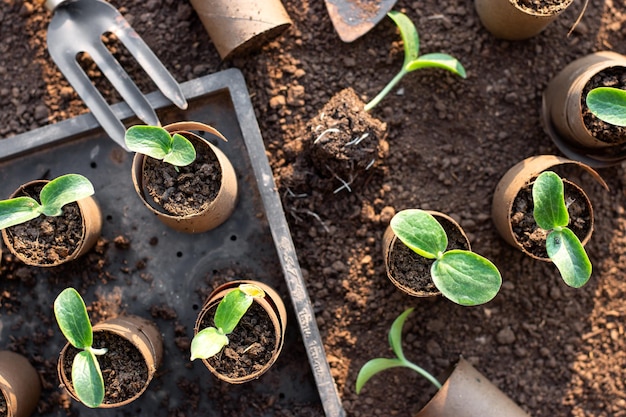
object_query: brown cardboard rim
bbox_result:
[131,121,238,233]
[382,210,470,298]
[194,280,287,384]
[58,315,163,408]
[415,358,529,417]
[491,155,608,260]
[0,351,41,417]
[188,0,292,60]
[474,0,572,40]
[1,179,102,267]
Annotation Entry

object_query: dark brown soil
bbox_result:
[0,393,6,417]
[199,302,277,380]
[582,67,626,145]
[386,213,470,295]
[61,330,149,406]
[143,134,222,216]
[2,182,84,265]
[510,180,592,258]
[4,0,626,416]
[515,0,573,15]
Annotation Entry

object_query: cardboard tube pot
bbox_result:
[475,0,572,40]
[1,179,102,267]
[492,155,608,260]
[189,0,292,60]
[58,315,163,408]
[194,280,287,384]
[0,351,41,417]
[382,211,470,298]
[542,51,626,166]
[131,121,238,233]
[416,358,529,417]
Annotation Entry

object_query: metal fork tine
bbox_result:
[47,45,129,150]
[87,40,160,126]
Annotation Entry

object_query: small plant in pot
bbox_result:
[0,173,101,267]
[384,209,501,306]
[356,308,530,417]
[282,11,466,194]
[192,280,287,383]
[54,288,163,408]
[126,121,238,233]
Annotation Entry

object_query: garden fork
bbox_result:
[45,0,188,151]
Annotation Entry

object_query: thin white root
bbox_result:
[314,128,340,144]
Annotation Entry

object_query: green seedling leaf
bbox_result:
[387,10,419,65]
[54,288,93,349]
[586,87,626,127]
[407,53,467,79]
[390,209,447,259]
[431,250,502,306]
[0,197,43,229]
[125,125,196,167]
[215,289,255,334]
[40,174,95,217]
[546,228,592,288]
[533,171,569,230]
[388,307,412,360]
[190,327,229,360]
[72,350,105,408]
[355,358,405,394]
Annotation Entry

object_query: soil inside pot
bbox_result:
[387,215,470,294]
[0,392,6,417]
[143,134,222,216]
[3,183,83,265]
[513,0,572,15]
[199,302,277,379]
[61,330,149,405]
[510,181,591,259]
[581,67,626,145]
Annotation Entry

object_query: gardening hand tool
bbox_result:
[44,0,188,151]
[324,0,398,42]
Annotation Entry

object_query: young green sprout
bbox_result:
[124,125,196,169]
[190,283,266,361]
[586,86,626,126]
[356,308,441,394]
[390,209,501,306]
[364,11,467,111]
[0,174,94,230]
[532,171,592,288]
[54,288,107,408]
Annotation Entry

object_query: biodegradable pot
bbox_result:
[0,351,41,417]
[189,0,292,60]
[131,121,238,233]
[194,280,287,384]
[1,179,102,267]
[475,0,572,40]
[382,211,470,298]
[58,315,163,408]
[416,358,529,417]
[542,51,626,166]
[492,155,608,260]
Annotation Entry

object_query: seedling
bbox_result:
[390,209,501,306]
[364,11,467,111]
[586,86,626,126]
[356,308,441,394]
[54,288,107,408]
[190,283,266,361]
[532,171,592,288]
[124,125,196,169]
[0,174,94,230]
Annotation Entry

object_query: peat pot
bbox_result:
[0,351,41,417]
[475,0,573,40]
[131,121,238,233]
[1,179,102,267]
[416,358,529,417]
[382,211,470,298]
[194,280,287,384]
[188,0,292,60]
[58,316,163,408]
[542,51,626,166]
[492,155,608,260]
